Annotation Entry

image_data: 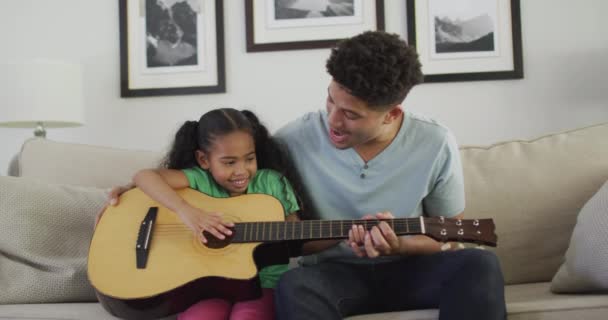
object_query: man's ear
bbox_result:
[383,105,403,124]
[195,150,210,169]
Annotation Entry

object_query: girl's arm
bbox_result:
[133,169,191,214]
[133,169,233,243]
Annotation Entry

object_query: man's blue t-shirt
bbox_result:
[275,110,464,263]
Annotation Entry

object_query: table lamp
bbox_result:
[0,60,85,137]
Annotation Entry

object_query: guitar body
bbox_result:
[88,188,286,319]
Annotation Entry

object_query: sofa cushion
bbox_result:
[0,176,105,303]
[344,282,608,320]
[460,122,608,284]
[551,179,608,293]
[0,303,177,320]
[18,138,162,188]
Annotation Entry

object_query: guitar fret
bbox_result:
[309,221,313,239]
[284,221,287,240]
[255,222,259,241]
[340,220,343,237]
[291,221,294,240]
[262,222,265,241]
[276,221,279,240]
[329,220,332,238]
[319,220,322,238]
[269,222,273,241]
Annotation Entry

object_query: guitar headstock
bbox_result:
[424,217,497,247]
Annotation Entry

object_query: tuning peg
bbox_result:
[457,243,465,249]
[474,245,486,250]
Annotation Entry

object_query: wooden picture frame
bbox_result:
[119,0,225,97]
[245,0,385,52]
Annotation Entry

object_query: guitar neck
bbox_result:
[230,218,424,243]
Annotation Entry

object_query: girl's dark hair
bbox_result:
[161,108,307,215]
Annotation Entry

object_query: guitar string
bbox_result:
[152,222,425,239]
[153,221,424,230]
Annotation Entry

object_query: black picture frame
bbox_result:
[245,0,385,52]
[406,0,523,83]
[119,0,225,97]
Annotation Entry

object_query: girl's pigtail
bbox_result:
[162,120,200,170]
[241,110,308,217]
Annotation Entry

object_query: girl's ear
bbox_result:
[195,150,210,169]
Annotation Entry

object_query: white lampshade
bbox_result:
[0,60,84,136]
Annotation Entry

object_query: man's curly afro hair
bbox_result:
[326,31,423,109]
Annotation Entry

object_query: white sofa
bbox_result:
[2,123,608,320]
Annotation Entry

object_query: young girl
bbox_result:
[132,108,302,320]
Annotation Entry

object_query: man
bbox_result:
[273,31,506,320]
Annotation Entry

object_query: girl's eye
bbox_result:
[247,157,256,162]
[223,161,235,166]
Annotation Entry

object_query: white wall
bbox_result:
[1,0,607,175]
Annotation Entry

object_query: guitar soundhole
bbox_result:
[203,231,235,249]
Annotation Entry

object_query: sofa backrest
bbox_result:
[17,138,162,188]
[13,123,608,286]
[461,123,608,285]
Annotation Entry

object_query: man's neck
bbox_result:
[354,113,404,163]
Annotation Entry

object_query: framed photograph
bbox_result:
[119,0,225,97]
[406,0,523,82]
[245,0,385,52]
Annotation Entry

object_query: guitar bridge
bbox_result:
[136,207,158,269]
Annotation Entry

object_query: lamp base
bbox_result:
[34,122,46,138]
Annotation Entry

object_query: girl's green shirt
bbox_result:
[182,167,300,288]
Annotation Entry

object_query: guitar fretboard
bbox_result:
[231,218,423,242]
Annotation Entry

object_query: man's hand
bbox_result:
[348,211,401,258]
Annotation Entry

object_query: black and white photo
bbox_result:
[145,0,199,68]
[267,0,361,29]
[430,0,497,58]
[274,0,355,20]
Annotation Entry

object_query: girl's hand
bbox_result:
[178,207,234,244]
[108,182,135,206]
[94,183,135,228]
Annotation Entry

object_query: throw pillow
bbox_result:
[0,176,106,303]
[551,179,608,293]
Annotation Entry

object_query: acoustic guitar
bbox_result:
[88,188,497,319]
